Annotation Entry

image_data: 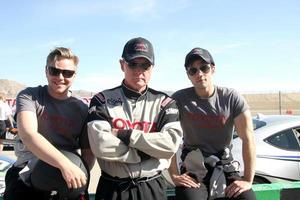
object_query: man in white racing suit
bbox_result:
[87,37,183,200]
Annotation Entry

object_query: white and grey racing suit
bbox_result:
[87,81,183,179]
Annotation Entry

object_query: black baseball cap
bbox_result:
[122,37,155,65]
[184,47,215,68]
[30,150,89,199]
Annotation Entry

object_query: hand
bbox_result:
[7,127,18,135]
[225,180,252,198]
[60,161,87,189]
[171,172,201,188]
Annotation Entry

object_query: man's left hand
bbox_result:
[225,180,252,198]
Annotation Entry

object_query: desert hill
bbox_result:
[0,79,26,97]
[0,79,92,98]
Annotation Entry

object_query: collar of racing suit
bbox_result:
[121,80,148,100]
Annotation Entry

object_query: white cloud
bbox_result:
[34,0,191,20]
[39,38,76,49]
[118,0,156,16]
[44,0,157,18]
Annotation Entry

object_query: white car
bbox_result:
[232,114,300,184]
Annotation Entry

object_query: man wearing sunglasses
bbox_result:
[87,37,183,200]
[4,47,95,200]
[168,48,256,200]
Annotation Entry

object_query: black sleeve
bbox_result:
[86,92,112,126]
[155,96,180,131]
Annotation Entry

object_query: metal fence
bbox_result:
[242,91,300,116]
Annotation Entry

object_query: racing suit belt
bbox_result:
[101,170,162,192]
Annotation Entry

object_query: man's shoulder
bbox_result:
[215,86,245,104]
[147,87,169,97]
[17,85,45,98]
[90,85,122,105]
[21,85,44,92]
[69,94,88,110]
[215,86,239,96]
[172,87,194,98]
[147,88,178,105]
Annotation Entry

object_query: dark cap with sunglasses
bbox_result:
[184,47,215,68]
[122,37,155,65]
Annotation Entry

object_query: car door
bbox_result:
[294,128,300,179]
[262,127,300,181]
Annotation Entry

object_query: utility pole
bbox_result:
[279,91,282,115]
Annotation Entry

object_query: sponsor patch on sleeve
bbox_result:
[165,108,179,115]
[161,97,173,108]
[95,92,106,104]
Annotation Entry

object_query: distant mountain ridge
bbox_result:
[0,79,93,98]
[0,79,26,98]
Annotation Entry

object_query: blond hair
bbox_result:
[46,47,79,66]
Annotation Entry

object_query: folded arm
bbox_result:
[87,120,141,163]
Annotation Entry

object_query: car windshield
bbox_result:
[233,118,267,139]
[252,118,267,130]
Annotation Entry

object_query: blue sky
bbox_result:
[1,0,300,94]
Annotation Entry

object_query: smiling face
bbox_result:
[120,57,153,93]
[46,58,77,100]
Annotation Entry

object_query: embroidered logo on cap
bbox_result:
[192,48,203,54]
[134,43,149,53]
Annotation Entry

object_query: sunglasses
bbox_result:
[47,66,75,78]
[187,64,211,76]
[125,61,152,70]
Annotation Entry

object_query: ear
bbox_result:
[185,70,189,77]
[211,65,216,74]
[119,59,125,72]
[186,69,193,81]
[73,71,77,79]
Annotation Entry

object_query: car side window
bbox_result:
[295,128,300,143]
[264,128,300,151]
